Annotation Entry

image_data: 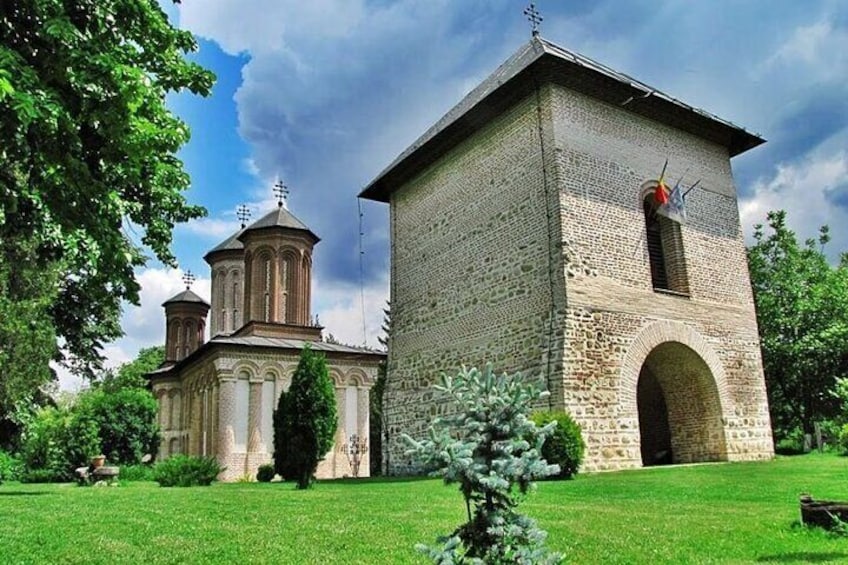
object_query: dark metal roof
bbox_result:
[360,36,765,203]
[204,229,245,262]
[211,334,384,356]
[241,206,319,243]
[162,289,209,307]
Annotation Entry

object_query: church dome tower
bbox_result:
[163,272,210,363]
[204,228,245,337]
[238,199,320,338]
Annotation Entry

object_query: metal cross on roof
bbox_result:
[182,270,196,289]
[524,3,543,37]
[273,179,289,208]
[237,204,251,228]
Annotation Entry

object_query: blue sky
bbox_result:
[58,0,848,388]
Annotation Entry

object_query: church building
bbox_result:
[148,200,384,481]
[361,35,774,473]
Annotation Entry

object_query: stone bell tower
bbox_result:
[163,271,210,364]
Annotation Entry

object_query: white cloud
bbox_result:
[740,148,848,258]
[181,216,241,240]
[313,275,389,349]
[765,19,848,80]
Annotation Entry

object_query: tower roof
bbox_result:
[162,289,209,307]
[204,229,245,263]
[360,36,766,203]
[239,206,320,243]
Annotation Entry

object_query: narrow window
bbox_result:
[263,257,272,322]
[643,194,689,295]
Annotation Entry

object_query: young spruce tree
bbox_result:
[273,345,337,489]
[405,364,562,564]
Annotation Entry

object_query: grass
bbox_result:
[1,454,846,564]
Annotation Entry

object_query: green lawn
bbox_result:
[1,454,846,564]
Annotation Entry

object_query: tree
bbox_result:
[273,345,337,489]
[77,387,160,464]
[95,345,164,393]
[748,210,848,443]
[0,1,215,386]
[369,301,390,475]
[0,236,59,429]
[405,365,561,564]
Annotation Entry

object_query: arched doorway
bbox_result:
[637,341,727,466]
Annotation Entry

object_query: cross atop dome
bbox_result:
[182,270,195,289]
[524,3,543,37]
[237,204,251,228]
[273,179,289,208]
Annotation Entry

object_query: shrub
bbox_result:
[152,455,224,487]
[20,468,62,484]
[256,464,275,482]
[273,345,337,489]
[19,405,100,481]
[404,364,562,564]
[119,464,155,482]
[774,427,806,455]
[77,388,160,465]
[0,450,22,483]
[836,424,848,456]
[531,410,585,479]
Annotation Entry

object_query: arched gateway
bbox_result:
[622,321,730,467]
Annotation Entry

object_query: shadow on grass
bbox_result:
[322,475,436,486]
[756,553,848,563]
[0,491,52,497]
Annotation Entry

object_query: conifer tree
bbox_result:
[405,365,562,564]
[273,345,337,489]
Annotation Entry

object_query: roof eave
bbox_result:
[360,41,765,203]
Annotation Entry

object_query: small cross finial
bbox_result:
[182,270,196,290]
[237,204,251,228]
[524,3,543,37]
[273,179,289,208]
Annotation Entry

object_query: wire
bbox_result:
[357,197,368,347]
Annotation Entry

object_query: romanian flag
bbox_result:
[657,181,687,224]
[654,159,670,205]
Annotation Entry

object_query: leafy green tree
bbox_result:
[0,1,214,383]
[748,210,848,443]
[95,345,164,393]
[405,365,562,564]
[19,402,100,481]
[77,387,159,464]
[0,236,59,432]
[273,345,337,489]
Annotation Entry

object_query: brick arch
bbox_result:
[328,368,344,387]
[345,368,370,387]
[257,361,281,382]
[232,360,260,381]
[620,321,731,465]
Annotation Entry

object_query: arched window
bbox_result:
[262,256,272,322]
[642,193,689,295]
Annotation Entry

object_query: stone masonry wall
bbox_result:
[385,80,773,475]
[386,89,567,473]
[548,84,773,471]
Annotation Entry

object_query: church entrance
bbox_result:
[636,341,727,466]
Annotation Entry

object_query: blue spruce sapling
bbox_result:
[404,364,562,564]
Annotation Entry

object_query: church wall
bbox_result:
[547,84,773,470]
[154,349,381,481]
[385,89,567,474]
